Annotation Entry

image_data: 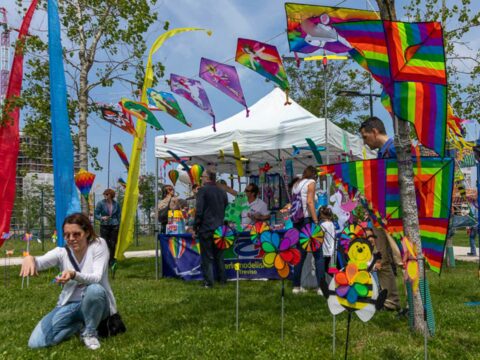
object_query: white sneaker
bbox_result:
[317,288,323,296]
[292,287,307,294]
[83,335,101,350]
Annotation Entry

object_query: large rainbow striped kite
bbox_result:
[320,158,454,273]
[332,20,447,157]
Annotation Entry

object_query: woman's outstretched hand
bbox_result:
[19,255,38,277]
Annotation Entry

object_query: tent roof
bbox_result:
[155,88,373,174]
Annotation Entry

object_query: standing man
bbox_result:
[194,170,229,288]
[359,117,401,311]
[94,189,121,265]
[467,205,478,256]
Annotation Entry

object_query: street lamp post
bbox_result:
[335,86,381,118]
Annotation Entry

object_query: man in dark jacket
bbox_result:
[194,169,229,287]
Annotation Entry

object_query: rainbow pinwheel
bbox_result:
[339,224,366,255]
[168,170,179,186]
[250,221,270,244]
[260,229,300,279]
[23,233,33,242]
[299,223,325,252]
[168,237,187,259]
[214,225,235,250]
[401,236,419,293]
[51,230,58,244]
[74,169,96,201]
[190,164,204,185]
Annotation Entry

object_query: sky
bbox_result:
[5,0,480,193]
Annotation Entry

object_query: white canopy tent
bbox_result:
[154,88,373,176]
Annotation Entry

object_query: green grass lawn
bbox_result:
[1,257,480,359]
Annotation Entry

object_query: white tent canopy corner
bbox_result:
[155,88,373,175]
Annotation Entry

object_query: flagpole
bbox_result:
[107,123,112,188]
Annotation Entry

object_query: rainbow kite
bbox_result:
[113,143,129,171]
[199,57,249,116]
[170,74,216,131]
[235,38,290,103]
[321,158,454,273]
[146,88,191,127]
[284,3,378,54]
[332,20,447,156]
[74,169,96,201]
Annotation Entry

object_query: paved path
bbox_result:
[1,247,478,267]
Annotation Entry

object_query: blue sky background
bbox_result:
[6,0,480,192]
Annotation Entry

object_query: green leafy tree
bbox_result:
[283,57,372,134]
[15,0,166,212]
[138,173,158,226]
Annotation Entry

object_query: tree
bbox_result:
[283,57,372,134]
[138,173,158,226]
[403,0,480,123]
[15,0,166,212]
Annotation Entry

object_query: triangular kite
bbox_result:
[169,73,216,131]
[199,57,249,116]
[99,104,136,136]
[146,88,191,127]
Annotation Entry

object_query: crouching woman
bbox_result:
[20,213,118,350]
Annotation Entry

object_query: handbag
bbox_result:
[65,246,126,338]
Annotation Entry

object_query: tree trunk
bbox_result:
[376,0,427,334]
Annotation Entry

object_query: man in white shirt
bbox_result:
[241,183,270,228]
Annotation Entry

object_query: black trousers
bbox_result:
[198,230,226,286]
[100,225,119,264]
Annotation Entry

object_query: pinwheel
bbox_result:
[260,229,300,279]
[339,224,366,256]
[299,223,324,252]
[74,169,96,202]
[250,221,270,244]
[168,170,179,186]
[51,230,58,244]
[213,225,235,250]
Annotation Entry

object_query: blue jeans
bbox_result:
[29,284,109,348]
[469,227,477,255]
[292,218,326,288]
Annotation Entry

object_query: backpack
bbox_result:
[289,181,308,223]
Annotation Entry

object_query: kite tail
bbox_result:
[245,107,250,117]
[284,89,292,106]
[212,116,216,132]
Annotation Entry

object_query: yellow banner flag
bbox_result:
[115,27,211,260]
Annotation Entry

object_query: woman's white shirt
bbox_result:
[292,179,317,218]
[34,238,117,314]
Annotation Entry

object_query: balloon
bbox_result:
[176,164,192,185]
[168,170,179,186]
[190,164,204,185]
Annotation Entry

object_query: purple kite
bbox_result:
[199,57,249,117]
[170,73,217,131]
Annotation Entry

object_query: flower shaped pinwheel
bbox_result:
[250,221,270,244]
[260,229,300,278]
[334,263,371,306]
[299,223,324,252]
